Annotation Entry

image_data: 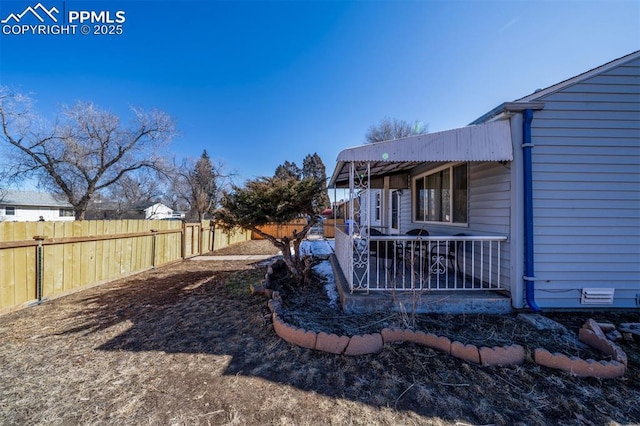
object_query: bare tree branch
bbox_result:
[169,151,231,222]
[365,117,427,143]
[0,88,176,219]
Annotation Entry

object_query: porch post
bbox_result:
[349,161,355,291]
[350,161,370,292]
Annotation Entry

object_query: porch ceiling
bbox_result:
[329,120,513,188]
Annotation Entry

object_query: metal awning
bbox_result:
[329,120,513,188]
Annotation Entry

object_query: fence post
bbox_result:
[33,235,45,304]
[150,229,157,269]
[181,221,186,259]
[214,220,216,251]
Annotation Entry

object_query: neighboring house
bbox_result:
[141,202,185,220]
[136,202,174,220]
[328,51,640,313]
[0,190,75,222]
[86,201,183,220]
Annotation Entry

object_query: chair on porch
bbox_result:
[364,228,402,283]
[402,228,430,272]
[429,233,467,278]
[364,227,386,255]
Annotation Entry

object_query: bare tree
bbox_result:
[92,170,169,219]
[107,171,166,206]
[365,117,427,143]
[0,88,176,219]
[0,168,7,202]
[171,151,228,222]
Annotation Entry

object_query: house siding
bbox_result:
[467,162,512,291]
[358,189,383,229]
[0,205,74,222]
[530,57,640,308]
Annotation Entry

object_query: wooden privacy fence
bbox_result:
[253,218,344,239]
[0,220,251,313]
[323,219,343,239]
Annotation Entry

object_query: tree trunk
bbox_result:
[279,240,303,283]
[75,202,88,220]
[250,227,304,283]
[73,191,94,221]
[73,197,90,220]
[249,217,318,285]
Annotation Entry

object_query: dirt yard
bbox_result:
[0,240,638,425]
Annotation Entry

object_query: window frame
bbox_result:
[59,208,74,217]
[374,192,381,221]
[5,206,16,216]
[412,162,468,226]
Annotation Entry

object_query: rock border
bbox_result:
[267,290,523,366]
[260,262,627,378]
[534,319,627,378]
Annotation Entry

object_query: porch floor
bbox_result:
[329,254,512,315]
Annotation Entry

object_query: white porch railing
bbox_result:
[335,229,508,293]
[335,226,354,288]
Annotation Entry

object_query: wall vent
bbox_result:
[581,288,615,305]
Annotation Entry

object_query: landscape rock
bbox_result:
[576,320,629,368]
[381,327,414,344]
[619,323,640,341]
[606,330,623,342]
[583,319,606,337]
[267,299,281,314]
[272,314,316,349]
[517,313,569,333]
[596,322,616,333]
[451,341,480,364]
[412,331,451,355]
[344,333,383,356]
[579,328,617,357]
[315,332,350,354]
[250,283,265,295]
[534,348,626,378]
[479,345,525,366]
[570,359,626,379]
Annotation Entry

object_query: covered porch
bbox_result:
[328,120,515,314]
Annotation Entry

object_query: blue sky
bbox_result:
[1,0,638,184]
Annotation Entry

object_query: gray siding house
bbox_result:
[328,51,639,313]
[0,190,75,222]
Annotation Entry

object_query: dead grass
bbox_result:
[206,239,280,256]
[0,240,638,425]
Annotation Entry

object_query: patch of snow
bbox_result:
[296,240,338,308]
[299,239,334,257]
[313,260,338,309]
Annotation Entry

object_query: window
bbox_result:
[375,192,381,221]
[391,190,400,230]
[5,206,15,216]
[414,163,468,224]
[59,208,74,217]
